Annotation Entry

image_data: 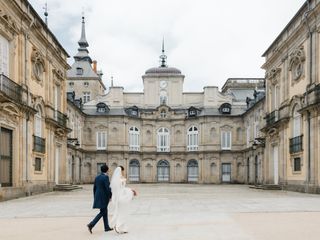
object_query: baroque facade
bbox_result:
[66,17,265,184]
[0,0,69,201]
[262,0,320,193]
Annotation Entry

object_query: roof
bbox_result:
[67,61,100,79]
[145,66,182,75]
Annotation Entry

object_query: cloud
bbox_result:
[29,0,305,92]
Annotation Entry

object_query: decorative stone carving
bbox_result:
[289,46,305,81]
[31,48,45,82]
[266,67,281,85]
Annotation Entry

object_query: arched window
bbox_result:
[187,126,198,151]
[292,105,301,137]
[129,160,140,182]
[187,160,198,182]
[129,127,140,151]
[157,160,170,182]
[157,127,170,152]
[34,106,42,137]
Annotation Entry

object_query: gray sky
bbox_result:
[29,0,306,92]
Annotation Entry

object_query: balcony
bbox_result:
[265,110,278,126]
[33,135,46,153]
[0,74,22,103]
[54,110,67,127]
[289,135,303,154]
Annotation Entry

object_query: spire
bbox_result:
[78,13,89,48]
[74,14,92,63]
[159,37,167,67]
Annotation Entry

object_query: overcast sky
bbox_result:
[29,0,306,92]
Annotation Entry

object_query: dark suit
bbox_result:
[89,173,112,231]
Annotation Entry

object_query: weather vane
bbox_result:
[43,2,48,25]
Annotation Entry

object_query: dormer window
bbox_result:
[125,106,139,117]
[76,67,83,75]
[188,107,198,117]
[219,103,232,114]
[96,102,109,113]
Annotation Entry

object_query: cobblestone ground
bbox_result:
[1,184,320,240]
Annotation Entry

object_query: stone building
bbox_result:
[262,0,320,193]
[66,18,265,184]
[0,0,69,200]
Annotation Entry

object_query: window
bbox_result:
[293,105,301,137]
[129,160,140,182]
[160,110,167,118]
[294,157,301,172]
[84,82,89,87]
[76,67,83,75]
[0,35,9,76]
[157,127,170,152]
[83,92,91,103]
[69,82,74,87]
[35,157,42,171]
[221,131,232,150]
[187,126,198,151]
[96,132,106,150]
[160,90,167,105]
[246,124,251,147]
[34,106,42,137]
[129,127,140,151]
[188,107,198,117]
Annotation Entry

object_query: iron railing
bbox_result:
[0,74,22,102]
[289,135,303,154]
[33,135,46,153]
[54,110,67,127]
[266,110,278,126]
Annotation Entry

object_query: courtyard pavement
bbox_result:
[1,184,320,240]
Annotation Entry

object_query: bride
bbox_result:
[109,166,137,234]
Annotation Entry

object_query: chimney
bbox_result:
[92,60,97,73]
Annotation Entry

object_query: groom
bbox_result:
[87,164,113,234]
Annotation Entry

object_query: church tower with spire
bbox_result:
[67,15,106,104]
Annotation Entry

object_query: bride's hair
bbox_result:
[120,165,124,171]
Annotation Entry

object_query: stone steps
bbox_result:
[53,184,82,191]
[249,184,282,190]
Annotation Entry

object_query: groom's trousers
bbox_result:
[89,207,110,231]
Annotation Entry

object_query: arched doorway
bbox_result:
[187,160,198,182]
[157,160,170,182]
[129,159,140,182]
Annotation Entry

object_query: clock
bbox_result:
[160,80,167,88]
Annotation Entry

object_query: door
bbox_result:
[157,160,169,182]
[273,146,279,185]
[55,146,61,184]
[0,128,12,187]
[222,163,231,182]
[255,155,258,184]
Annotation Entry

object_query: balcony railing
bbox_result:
[289,135,303,154]
[33,135,46,153]
[0,74,22,102]
[54,110,67,127]
[266,110,278,126]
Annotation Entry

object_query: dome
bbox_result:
[145,66,181,75]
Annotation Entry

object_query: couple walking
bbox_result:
[87,165,136,234]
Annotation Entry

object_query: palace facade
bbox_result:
[0,0,69,201]
[2,0,320,201]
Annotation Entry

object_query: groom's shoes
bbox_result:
[87,224,93,234]
[105,227,113,232]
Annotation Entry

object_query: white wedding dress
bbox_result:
[109,167,134,233]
